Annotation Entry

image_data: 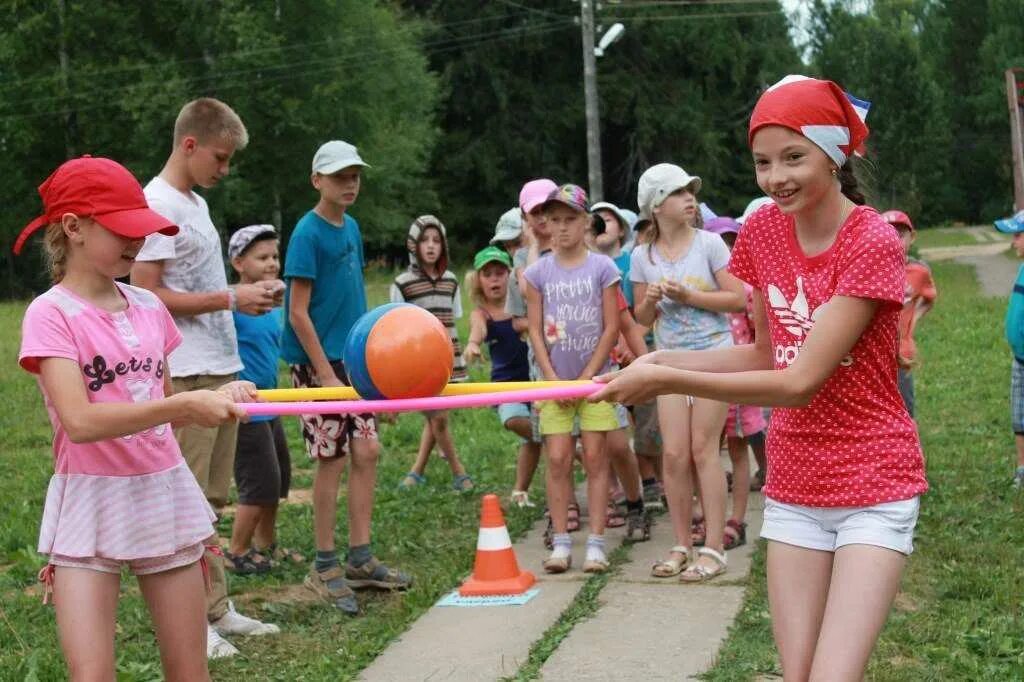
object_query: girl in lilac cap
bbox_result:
[16,156,255,681]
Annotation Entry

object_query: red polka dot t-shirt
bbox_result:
[728,203,927,507]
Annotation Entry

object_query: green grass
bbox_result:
[703,260,1024,680]
[913,228,990,250]
[0,268,548,680]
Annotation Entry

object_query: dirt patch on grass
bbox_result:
[286,488,314,505]
[894,590,920,612]
[233,582,321,609]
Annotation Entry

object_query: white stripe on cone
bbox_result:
[476,526,512,551]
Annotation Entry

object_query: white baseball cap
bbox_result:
[490,207,523,244]
[228,224,276,259]
[312,140,370,175]
[637,163,702,220]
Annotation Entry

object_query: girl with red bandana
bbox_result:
[592,75,927,681]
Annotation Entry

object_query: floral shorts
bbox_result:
[290,360,377,460]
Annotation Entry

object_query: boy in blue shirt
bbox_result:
[282,141,411,614]
[225,225,294,574]
[994,209,1024,488]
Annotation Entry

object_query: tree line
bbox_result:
[1,0,1021,296]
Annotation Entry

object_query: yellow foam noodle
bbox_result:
[257,381,590,402]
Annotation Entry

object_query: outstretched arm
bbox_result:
[39,357,248,443]
[591,294,879,407]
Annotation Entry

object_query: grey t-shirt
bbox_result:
[629,230,733,351]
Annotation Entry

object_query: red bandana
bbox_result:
[748,75,871,167]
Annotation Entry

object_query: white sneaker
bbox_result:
[211,600,281,637]
[207,624,239,659]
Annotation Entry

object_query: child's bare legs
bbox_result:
[580,431,610,535]
[229,504,264,556]
[254,505,278,549]
[810,545,906,681]
[54,566,121,681]
[545,434,574,534]
[767,542,833,681]
[727,436,751,523]
[658,394,695,565]
[409,422,435,476]
[606,428,641,502]
[313,456,346,551]
[637,454,659,481]
[767,541,907,681]
[1016,434,1024,467]
[347,438,380,547]
[690,398,729,567]
[515,442,542,493]
[410,412,467,477]
[505,415,533,441]
[138,562,210,682]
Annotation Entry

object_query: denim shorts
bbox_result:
[761,496,920,555]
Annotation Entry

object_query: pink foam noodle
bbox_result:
[241,383,602,417]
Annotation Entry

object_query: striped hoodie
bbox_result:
[390,215,467,381]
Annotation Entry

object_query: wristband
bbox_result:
[226,287,237,312]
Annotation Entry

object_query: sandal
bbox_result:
[651,546,689,578]
[680,547,727,583]
[260,543,305,565]
[690,519,706,547]
[723,519,747,550]
[345,556,412,591]
[452,474,475,492]
[605,503,626,528]
[567,503,581,532]
[398,471,426,490]
[225,549,271,576]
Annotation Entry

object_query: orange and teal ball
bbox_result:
[343,303,454,399]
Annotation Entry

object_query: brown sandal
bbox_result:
[723,519,747,550]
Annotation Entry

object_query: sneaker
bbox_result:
[211,601,280,637]
[510,490,535,508]
[207,624,239,659]
[345,556,412,591]
[304,564,359,615]
[1013,466,1024,489]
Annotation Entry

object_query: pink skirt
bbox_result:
[725,404,766,438]
[39,461,216,560]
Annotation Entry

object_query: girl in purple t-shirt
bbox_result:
[15,157,252,681]
[523,184,621,574]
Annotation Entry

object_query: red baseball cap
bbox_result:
[881,209,914,231]
[13,155,178,255]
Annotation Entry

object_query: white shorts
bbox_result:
[761,496,920,555]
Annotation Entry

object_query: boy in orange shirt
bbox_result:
[882,210,937,418]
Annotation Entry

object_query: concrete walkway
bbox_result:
[360,452,763,681]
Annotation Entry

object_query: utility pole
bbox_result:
[1005,68,1024,210]
[581,0,603,202]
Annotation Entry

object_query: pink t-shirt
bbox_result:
[728,203,928,507]
[19,283,184,477]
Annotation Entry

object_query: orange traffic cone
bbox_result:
[459,494,536,597]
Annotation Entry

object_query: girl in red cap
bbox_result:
[15,156,256,681]
[593,76,927,680]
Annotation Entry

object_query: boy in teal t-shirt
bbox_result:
[994,209,1024,488]
[282,141,411,615]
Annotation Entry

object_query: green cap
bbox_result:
[473,246,512,270]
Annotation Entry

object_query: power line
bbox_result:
[602,10,780,21]
[605,0,777,6]
[491,0,572,20]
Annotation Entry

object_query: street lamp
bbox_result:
[581,2,625,202]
